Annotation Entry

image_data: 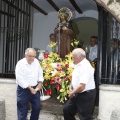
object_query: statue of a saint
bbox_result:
[54,7,73,59]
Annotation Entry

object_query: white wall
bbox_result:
[32,10,98,50]
[32,12,58,50]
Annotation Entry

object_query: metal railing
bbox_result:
[97,7,120,85]
[0,0,31,77]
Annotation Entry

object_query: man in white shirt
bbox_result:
[89,36,98,62]
[63,48,96,120]
[15,48,44,120]
[89,36,98,106]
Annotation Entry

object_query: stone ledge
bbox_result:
[100,84,120,92]
[0,78,16,84]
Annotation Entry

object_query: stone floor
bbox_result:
[0,80,17,120]
[0,79,99,120]
[27,109,98,120]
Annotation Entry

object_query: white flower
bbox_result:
[51,63,57,68]
[69,63,74,68]
[51,69,57,76]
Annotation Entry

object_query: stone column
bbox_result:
[98,84,120,120]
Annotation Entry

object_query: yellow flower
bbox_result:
[49,42,57,48]
[44,74,51,80]
[55,71,60,77]
[71,39,79,48]
[60,71,65,77]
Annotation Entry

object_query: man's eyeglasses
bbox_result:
[27,54,35,58]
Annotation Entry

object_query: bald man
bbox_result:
[63,48,96,120]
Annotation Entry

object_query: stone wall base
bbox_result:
[98,84,120,120]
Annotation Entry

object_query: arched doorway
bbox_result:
[72,17,98,46]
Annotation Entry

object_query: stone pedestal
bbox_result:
[0,99,5,120]
[98,84,120,120]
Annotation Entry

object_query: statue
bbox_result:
[54,7,74,59]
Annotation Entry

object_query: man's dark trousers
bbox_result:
[63,89,96,120]
[17,85,40,120]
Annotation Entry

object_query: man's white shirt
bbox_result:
[15,58,44,89]
[72,58,95,92]
[89,45,98,61]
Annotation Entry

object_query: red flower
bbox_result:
[44,54,48,59]
[50,80,55,84]
[56,84,61,90]
[65,64,69,68]
[45,90,50,95]
[45,90,52,95]
[49,90,52,95]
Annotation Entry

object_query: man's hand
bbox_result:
[27,86,36,94]
[68,83,85,99]
[28,87,36,94]
[30,88,37,94]
[68,91,75,99]
[35,87,39,92]
[35,82,43,92]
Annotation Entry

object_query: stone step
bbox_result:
[40,97,99,119]
[41,97,64,115]
[28,97,98,120]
